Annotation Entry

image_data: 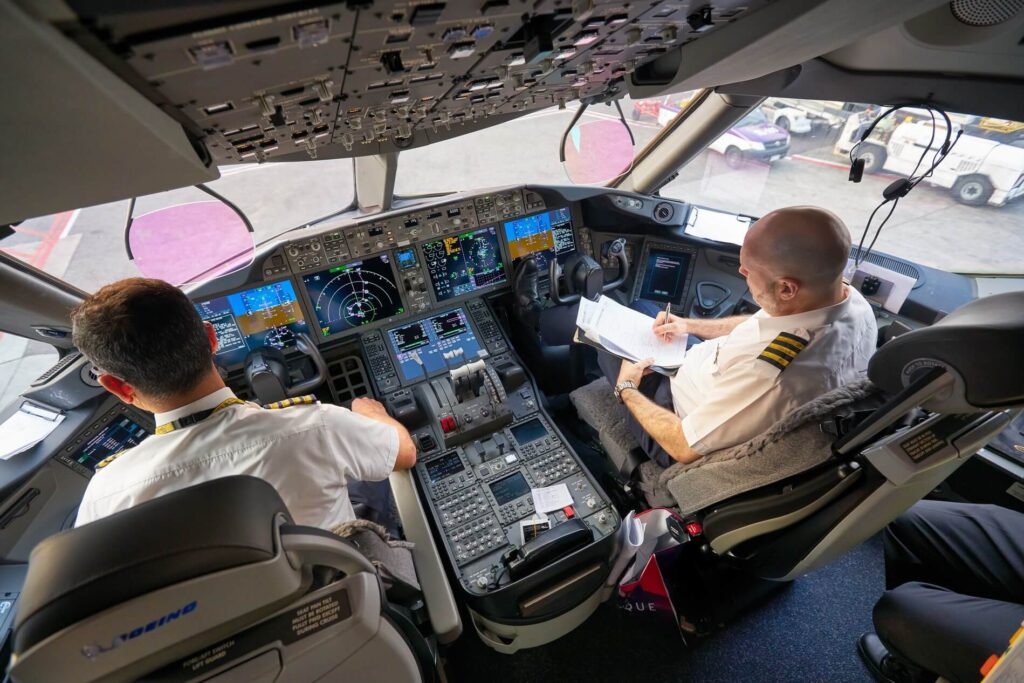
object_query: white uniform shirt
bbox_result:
[75,388,399,528]
[670,287,876,455]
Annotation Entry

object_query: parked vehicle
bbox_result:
[706,108,791,167]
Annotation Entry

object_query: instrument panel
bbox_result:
[198,187,600,368]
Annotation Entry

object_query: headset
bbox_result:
[848,103,963,264]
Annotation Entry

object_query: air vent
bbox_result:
[80,362,102,387]
[31,352,81,387]
[950,0,1024,26]
[653,202,675,223]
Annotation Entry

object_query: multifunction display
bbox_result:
[638,248,694,303]
[303,254,405,338]
[387,308,482,381]
[194,279,309,368]
[423,226,507,301]
[489,472,531,506]
[511,418,548,445]
[503,207,576,269]
[69,416,149,471]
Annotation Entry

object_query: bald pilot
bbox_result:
[603,206,877,467]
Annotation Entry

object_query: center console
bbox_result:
[363,299,619,623]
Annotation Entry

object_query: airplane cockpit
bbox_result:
[1,1,1023,681]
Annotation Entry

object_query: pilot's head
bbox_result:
[738,206,851,316]
[71,278,219,411]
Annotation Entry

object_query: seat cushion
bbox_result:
[15,476,290,653]
[570,379,643,476]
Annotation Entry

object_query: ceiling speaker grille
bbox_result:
[950,0,1024,26]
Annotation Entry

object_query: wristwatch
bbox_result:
[614,380,638,402]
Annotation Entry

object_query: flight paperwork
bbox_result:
[575,296,686,374]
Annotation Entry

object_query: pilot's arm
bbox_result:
[351,397,417,470]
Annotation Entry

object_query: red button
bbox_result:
[685,522,703,537]
[563,506,575,518]
[440,416,457,433]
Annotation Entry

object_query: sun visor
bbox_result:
[0,3,217,226]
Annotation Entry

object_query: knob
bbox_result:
[585,496,597,509]
[476,576,488,588]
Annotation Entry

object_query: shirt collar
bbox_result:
[754,286,852,339]
[154,387,236,427]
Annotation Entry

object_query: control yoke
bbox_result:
[244,332,328,405]
[549,238,628,304]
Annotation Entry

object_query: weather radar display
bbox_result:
[423,226,507,301]
[303,254,405,337]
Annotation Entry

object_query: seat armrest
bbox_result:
[390,470,462,643]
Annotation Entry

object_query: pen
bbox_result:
[661,301,671,339]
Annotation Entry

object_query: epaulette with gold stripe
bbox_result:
[264,395,318,410]
[758,332,809,371]
[96,451,126,470]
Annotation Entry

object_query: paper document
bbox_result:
[606,511,647,586]
[0,403,65,460]
[531,484,574,513]
[684,206,754,246]
[576,296,686,371]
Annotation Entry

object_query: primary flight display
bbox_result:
[194,279,309,367]
[503,207,576,269]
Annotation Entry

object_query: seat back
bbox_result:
[10,476,430,683]
[697,291,1024,581]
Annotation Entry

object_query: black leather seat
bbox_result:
[869,290,1024,408]
[15,476,290,654]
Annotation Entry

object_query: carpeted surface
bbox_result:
[443,534,883,682]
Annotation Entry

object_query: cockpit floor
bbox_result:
[444,534,882,682]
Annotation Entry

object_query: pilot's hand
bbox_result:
[351,397,389,418]
[618,358,655,386]
[653,312,688,342]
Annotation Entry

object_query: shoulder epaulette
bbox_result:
[758,332,809,371]
[95,451,126,470]
[264,395,318,410]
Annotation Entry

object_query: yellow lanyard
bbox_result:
[154,397,248,435]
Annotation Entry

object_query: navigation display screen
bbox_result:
[387,308,482,381]
[70,416,149,472]
[194,279,309,368]
[303,254,406,338]
[490,472,531,506]
[638,249,693,303]
[511,418,548,445]
[423,226,507,301]
[426,452,465,483]
[503,207,576,269]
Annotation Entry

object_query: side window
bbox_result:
[0,335,59,412]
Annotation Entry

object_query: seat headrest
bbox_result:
[869,291,1024,412]
[14,476,291,655]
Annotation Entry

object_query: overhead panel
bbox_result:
[64,0,767,164]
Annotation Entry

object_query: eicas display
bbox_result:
[303,254,406,337]
[387,308,483,381]
[423,226,507,301]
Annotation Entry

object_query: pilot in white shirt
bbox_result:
[604,206,877,467]
[70,278,417,528]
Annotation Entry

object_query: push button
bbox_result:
[440,415,457,433]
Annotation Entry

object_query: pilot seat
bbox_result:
[8,475,454,683]
[571,291,1024,635]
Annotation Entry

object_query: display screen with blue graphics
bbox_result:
[194,279,309,368]
[387,308,482,381]
[503,207,576,269]
[303,254,405,338]
[423,226,507,302]
[71,416,149,471]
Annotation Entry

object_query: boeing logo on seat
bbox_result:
[80,601,198,660]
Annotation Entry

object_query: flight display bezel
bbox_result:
[192,277,312,370]
[630,239,699,310]
[419,225,514,307]
[300,252,410,343]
